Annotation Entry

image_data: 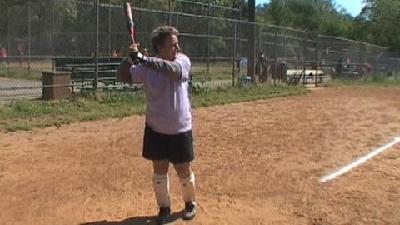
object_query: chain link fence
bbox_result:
[1,0,400,101]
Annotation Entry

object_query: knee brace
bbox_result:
[179,172,196,203]
[152,173,171,207]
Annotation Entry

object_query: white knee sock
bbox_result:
[179,172,196,203]
[152,173,171,208]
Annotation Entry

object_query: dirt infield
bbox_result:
[1,86,400,225]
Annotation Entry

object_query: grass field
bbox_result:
[0,84,307,132]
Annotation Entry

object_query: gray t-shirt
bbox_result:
[130,53,192,135]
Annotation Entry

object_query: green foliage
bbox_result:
[256,0,400,54]
[257,0,354,36]
[192,82,210,95]
[356,0,400,52]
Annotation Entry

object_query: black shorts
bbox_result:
[142,124,194,164]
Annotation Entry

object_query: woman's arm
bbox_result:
[116,60,134,84]
[117,59,147,84]
[145,59,182,81]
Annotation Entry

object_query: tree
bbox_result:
[356,0,400,52]
[256,0,354,35]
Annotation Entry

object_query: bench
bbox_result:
[54,57,123,91]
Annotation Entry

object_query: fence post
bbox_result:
[51,1,55,72]
[315,35,319,86]
[258,25,262,53]
[108,0,112,57]
[238,0,242,56]
[232,21,237,87]
[27,1,32,70]
[6,4,11,75]
[272,31,278,86]
[206,0,210,74]
[283,30,287,61]
[94,0,99,90]
[247,0,256,82]
[176,1,179,27]
[302,32,307,85]
[257,24,262,82]
[358,42,363,78]
[168,0,172,26]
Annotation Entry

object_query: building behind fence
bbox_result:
[1,0,400,100]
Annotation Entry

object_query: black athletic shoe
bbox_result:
[157,207,172,225]
[182,201,197,220]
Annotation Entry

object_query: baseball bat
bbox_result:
[123,2,136,45]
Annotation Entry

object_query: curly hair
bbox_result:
[151,26,179,54]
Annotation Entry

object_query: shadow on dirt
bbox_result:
[81,212,182,225]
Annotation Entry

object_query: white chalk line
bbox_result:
[320,137,400,183]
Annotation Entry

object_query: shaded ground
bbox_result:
[0,77,41,101]
[1,86,400,225]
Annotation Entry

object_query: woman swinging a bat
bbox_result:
[117,25,197,225]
